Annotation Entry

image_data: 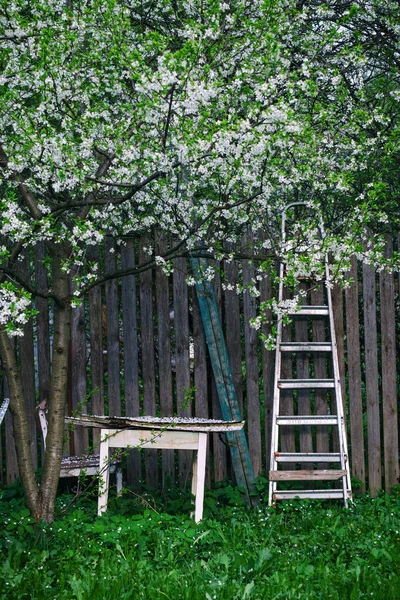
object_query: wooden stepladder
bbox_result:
[269,203,352,506]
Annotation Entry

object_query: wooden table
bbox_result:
[66,415,244,523]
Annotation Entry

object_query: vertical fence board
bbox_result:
[280,289,295,462]
[173,257,192,486]
[121,239,141,486]
[295,283,312,466]
[139,237,158,488]
[332,284,346,454]
[310,285,329,463]
[70,269,88,456]
[105,237,121,417]
[345,257,365,491]
[19,252,37,468]
[362,261,381,496]
[224,258,243,416]
[4,374,18,483]
[35,242,50,464]
[242,248,262,477]
[87,245,104,451]
[260,268,275,472]
[35,242,50,406]
[380,236,399,491]
[155,232,174,486]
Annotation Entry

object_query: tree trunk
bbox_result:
[0,244,71,522]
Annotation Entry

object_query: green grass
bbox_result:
[1,481,400,599]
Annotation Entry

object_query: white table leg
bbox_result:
[98,430,110,516]
[193,433,207,523]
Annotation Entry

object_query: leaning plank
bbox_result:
[269,469,347,481]
[191,257,258,505]
[380,235,399,491]
[345,256,365,491]
[65,414,245,432]
[362,260,381,496]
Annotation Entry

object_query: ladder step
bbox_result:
[289,306,329,316]
[276,415,339,426]
[278,379,335,389]
[272,490,349,501]
[280,342,332,352]
[269,469,347,481]
[275,452,342,463]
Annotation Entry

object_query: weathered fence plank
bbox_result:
[224,257,244,416]
[260,268,275,472]
[310,285,329,465]
[295,283,312,465]
[280,289,295,465]
[87,244,104,451]
[121,239,141,486]
[380,236,399,492]
[242,242,262,477]
[70,268,88,456]
[155,232,174,486]
[19,252,37,468]
[345,256,365,492]
[173,257,192,486]
[105,236,121,417]
[139,237,158,488]
[362,260,381,496]
[35,243,50,408]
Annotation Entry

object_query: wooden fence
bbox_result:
[1,233,399,496]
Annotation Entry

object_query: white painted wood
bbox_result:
[103,428,200,450]
[194,433,207,523]
[97,428,209,522]
[98,435,110,516]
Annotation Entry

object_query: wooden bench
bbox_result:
[37,404,122,492]
[66,414,245,523]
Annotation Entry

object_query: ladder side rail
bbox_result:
[268,210,288,505]
[268,260,285,505]
[325,259,352,505]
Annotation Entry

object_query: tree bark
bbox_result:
[0,243,71,522]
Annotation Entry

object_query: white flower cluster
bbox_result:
[0,286,32,337]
